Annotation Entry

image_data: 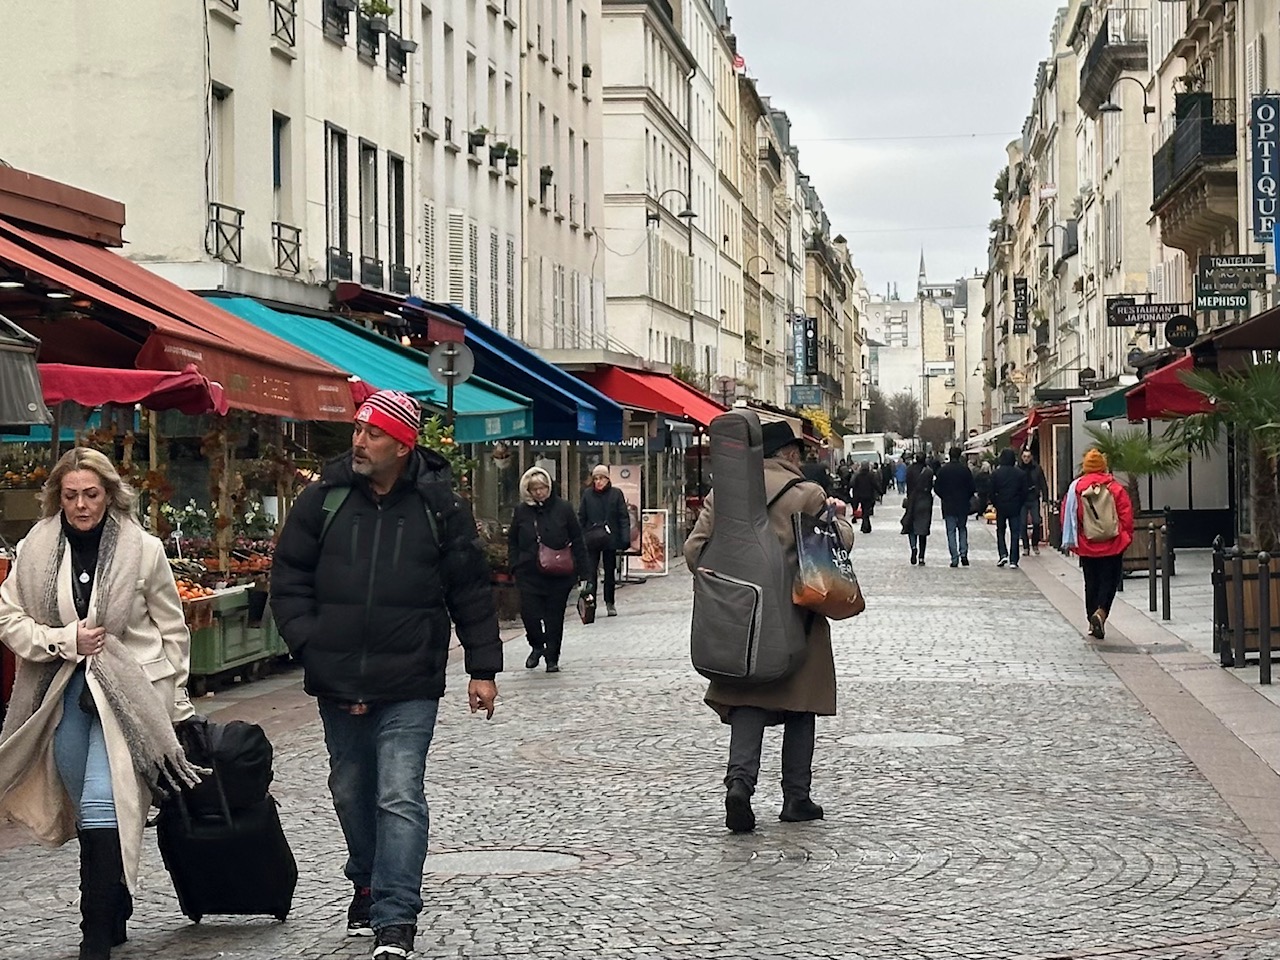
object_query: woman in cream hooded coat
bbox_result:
[0,448,197,960]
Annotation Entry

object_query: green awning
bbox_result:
[209,296,533,442]
[1085,384,1130,421]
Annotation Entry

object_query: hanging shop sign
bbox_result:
[790,384,823,407]
[1012,277,1029,335]
[1105,297,1189,328]
[803,317,818,376]
[1194,276,1250,311]
[791,316,805,380]
[1197,253,1268,293]
[1164,314,1199,349]
[1252,96,1280,243]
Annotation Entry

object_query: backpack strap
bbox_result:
[767,477,809,509]
[319,486,350,544]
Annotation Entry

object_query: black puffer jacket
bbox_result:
[509,495,590,592]
[990,449,1030,514]
[270,448,502,705]
[578,483,630,551]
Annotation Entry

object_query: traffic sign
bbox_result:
[427,341,476,425]
[1105,298,1188,328]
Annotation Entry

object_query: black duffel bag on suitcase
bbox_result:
[174,716,273,816]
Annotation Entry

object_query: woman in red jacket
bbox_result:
[1063,449,1134,639]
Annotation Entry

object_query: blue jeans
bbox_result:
[319,698,439,930]
[53,667,117,829]
[944,514,969,562]
[996,510,1020,565]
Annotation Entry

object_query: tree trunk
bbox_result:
[1253,445,1279,553]
[1124,473,1142,514]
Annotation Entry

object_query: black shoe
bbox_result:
[909,551,917,565]
[606,603,617,617]
[372,923,416,959]
[545,662,560,673]
[950,559,959,568]
[347,884,373,937]
[779,796,825,822]
[1089,609,1106,640]
[524,648,543,669]
[960,557,969,567]
[725,780,755,833]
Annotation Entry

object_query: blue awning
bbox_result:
[209,297,533,442]
[411,300,624,441]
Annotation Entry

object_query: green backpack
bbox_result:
[318,486,440,545]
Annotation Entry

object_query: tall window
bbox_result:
[325,124,348,252]
[272,113,291,220]
[387,155,406,267]
[359,141,378,260]
[211,84,233,204]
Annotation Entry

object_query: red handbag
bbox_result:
[534,517,576,576]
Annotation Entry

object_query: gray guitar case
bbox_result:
[689,409,808,684]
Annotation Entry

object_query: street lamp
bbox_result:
[946,390,968,439]
[1098,76,1155,122]
[743,254,774,278]
[645,188,697,225]
[1038,222,1073,257]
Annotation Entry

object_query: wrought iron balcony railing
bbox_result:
[271,0,296,46]
[272,221,301,274]
[1152,98,1236,207]
[328,246,353,281]
[360,255,385,288]
[206,202,244,264]
[390,264,412,294]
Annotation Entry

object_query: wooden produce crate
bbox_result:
[187,588,275,694]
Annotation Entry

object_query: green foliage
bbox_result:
[1084,425,1187,513]
[360,0,395,17]
[418,415,476,490]
[886,390,920,439]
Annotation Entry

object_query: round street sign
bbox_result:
[427,341,475,386]
[1164,314,1198,349]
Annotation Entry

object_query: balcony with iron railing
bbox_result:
[386,34,407,80]
[355,13,379,60]
[757,138,782,179]
[1152,97,1236,208]
[328,246,353,281]
[1078,6,1149,117]
[360,255,385,288]
[390,263,411,294]
[271,0,296,47]
[272,221,301,274]
[206,202,244,264]
[322,0,352,42]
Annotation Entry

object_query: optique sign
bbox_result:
[1252,96,1280,243]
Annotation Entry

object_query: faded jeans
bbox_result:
[53,666,117,829]
[319,697,439,931]
[944,514,969,562]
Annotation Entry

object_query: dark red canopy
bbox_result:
[38,363,230,416]
[1125,355,1212,420]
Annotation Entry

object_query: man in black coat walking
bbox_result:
[989,447,1030,568]
[271,390,501,958]
[1018,449,1050,556]
[934,446,977,567]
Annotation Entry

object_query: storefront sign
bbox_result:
[790,384,823,406]
[1197,253,1268,293]
[1105,298,1189,328]
[612,465,643,554]
[792,317,805,380]
[804,317,818,376]
[637,509,669,576]
[1012,278,1029,335]
[1252,96,1280,243]
[1194,276,1249,311]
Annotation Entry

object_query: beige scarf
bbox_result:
[0,513,203,800]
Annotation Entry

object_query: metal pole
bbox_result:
[1232,548,1247,668]
[1160,523,1172,621]
[446,375,455,426]
[1212,537,1227,664]
[1260,552,1272,685]
[1147,522,1158,613]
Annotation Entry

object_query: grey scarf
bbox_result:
[1,513,204,800]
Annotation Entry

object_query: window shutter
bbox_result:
[421,201,437,300]
[506,237,517,337]
[489,230,500,326]
[1247,36,1266,97]
[468,220,480,314]
[447,209,466,306]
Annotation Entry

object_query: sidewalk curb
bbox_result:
[1020,543,1280,864]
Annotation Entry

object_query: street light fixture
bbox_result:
[743,254,774,278]
[645,188,697,225]
[1098,76,1155,122]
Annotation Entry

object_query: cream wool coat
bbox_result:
[0,527,193,892]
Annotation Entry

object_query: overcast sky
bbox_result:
[727,0,1064,297]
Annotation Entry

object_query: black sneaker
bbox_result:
[997,557,1008,567]
[372,923,416,959]
[960,557,969,567]
[347,885,373,937]
[524,647,543,669]
[545,662,560,673]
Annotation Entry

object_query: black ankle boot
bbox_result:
[779,796,824,822]
[724,780,756,833]
[79,829,126,960]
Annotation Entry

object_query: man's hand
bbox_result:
[825,496,848,517]
[468,679,499,719]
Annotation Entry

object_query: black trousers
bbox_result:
[725,707,816,800]
[520,582,573,664]
[586,542,617,604]
[1021,501,1044,551]
[1081,554,1125,618]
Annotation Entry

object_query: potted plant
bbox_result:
[468,126,489,150]
[539,165,554,186]
[490,140,508,160]
[505,147,519,168]
[360,0,394,31]
[1084,424,1187,573]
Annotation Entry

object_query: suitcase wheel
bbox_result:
[190,915,202,924]
[275,913,288,922]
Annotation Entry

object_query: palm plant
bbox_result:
[1167,363,1280,552]
[1083,424,1188,514]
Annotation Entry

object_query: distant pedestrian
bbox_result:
[1018,450,1049,556]
[683,422,853,833]
[880,460,894,501]
[1062,449,1134,640]
[901,456,935,565]
[973,460,993,517]
[990,448,1030,569]
[802,451,834,496]
[934,446,977,568]
[579,464,630,617]
[894,458,908,494]
[851,462,879,534]
[509,467,590,672]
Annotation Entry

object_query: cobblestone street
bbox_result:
[6,518,1280,959]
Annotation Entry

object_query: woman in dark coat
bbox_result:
[578,464,631,617]
[508,467,589,673]
[901,462,936,565]
[850,462,880,534]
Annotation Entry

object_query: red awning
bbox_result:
[0,219,358,421]
[334,282,466,344]
[1011,404,1068,448]
[576,367,727,427]
[1125,354,1212,420]
[39,363,229,416]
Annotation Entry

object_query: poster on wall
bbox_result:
[638,509,669,576]
[612,465,643,554]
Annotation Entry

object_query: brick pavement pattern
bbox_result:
[4,514,1280,959]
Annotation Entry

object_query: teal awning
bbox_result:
[209,297,533,442]
[1085,384,1130,421]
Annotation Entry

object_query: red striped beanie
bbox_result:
[355,389,421,447]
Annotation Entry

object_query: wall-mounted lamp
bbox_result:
[1098,76,1155,122]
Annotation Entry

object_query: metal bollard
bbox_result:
[1212,537,1227,663]
[1261,553,1272,686]
[1148,522,1158,613]
[1233,549,1247,668]
[1161,524,1172,621]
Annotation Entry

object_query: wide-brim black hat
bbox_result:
[762,421,804,457]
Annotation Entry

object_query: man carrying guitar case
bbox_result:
[684,411,854,834]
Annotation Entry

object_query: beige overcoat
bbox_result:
[0,525,193,892]
[684,457,854,722]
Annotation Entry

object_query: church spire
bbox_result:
[917,249,927,289]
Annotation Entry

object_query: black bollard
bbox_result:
[1261,553,1272,686]
[1212,537,1227,664]
[1148,523,1158,613]
[1161,525,1172,621]
[1233,549,1247,669]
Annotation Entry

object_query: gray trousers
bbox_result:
[725,707,816,799]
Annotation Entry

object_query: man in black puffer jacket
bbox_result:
[270,390,500,959]
[989,447,1030,569]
